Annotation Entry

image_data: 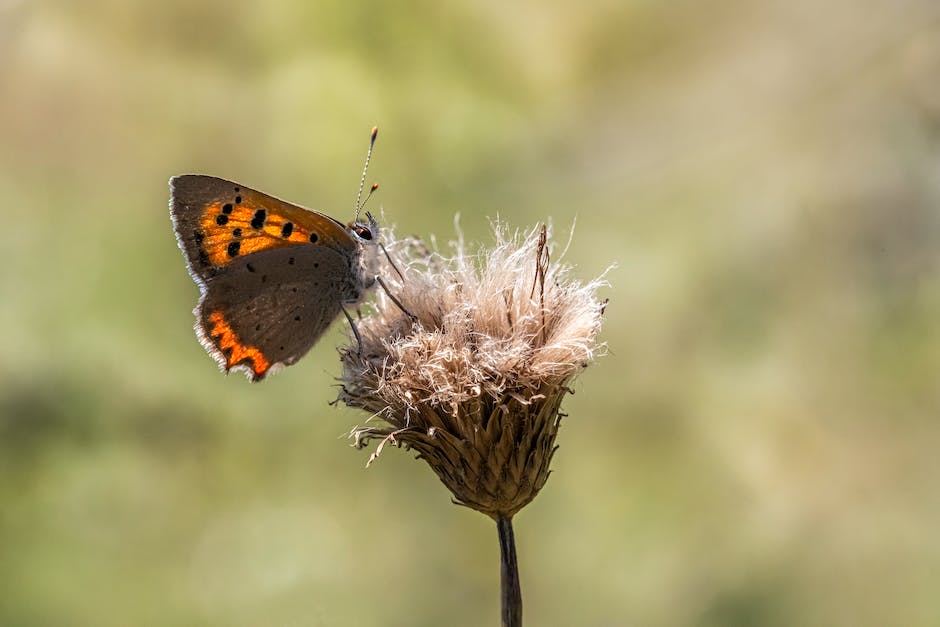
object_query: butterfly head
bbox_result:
[348,211,382,290]
[348,211,380,245]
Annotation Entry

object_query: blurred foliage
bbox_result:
[1,0,939,625]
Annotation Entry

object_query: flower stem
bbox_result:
[497,516,522,627]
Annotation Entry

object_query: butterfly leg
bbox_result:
[342,306,364,355]
[377,276,417,323]
[380,242,406,281]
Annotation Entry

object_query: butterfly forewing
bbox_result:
[170,175,356,282]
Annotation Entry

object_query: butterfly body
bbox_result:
[170,174,380,381]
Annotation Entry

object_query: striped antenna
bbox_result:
[359,183,379,213]
[354,126,379,222]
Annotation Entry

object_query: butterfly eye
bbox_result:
[352,224,373,240]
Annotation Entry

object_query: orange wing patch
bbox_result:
[206,310,270,380]
[198,200,323,267]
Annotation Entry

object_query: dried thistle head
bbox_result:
[339,224,606,519]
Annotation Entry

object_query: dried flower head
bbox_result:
[339,223,606,519]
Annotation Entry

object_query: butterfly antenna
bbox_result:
[354,126,379,222]
[359,183,379,213]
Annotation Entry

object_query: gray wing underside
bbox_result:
[198,246,351,370]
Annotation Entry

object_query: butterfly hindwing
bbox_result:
[196,246,356,380]
[170,175,357,283]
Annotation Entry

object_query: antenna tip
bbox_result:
[371,182,379,191]
[371,126,378,140]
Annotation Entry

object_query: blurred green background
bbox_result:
[2,1,939,625]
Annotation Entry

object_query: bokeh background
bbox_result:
[2,1,939,625]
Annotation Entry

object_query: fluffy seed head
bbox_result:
[339,224,606,519]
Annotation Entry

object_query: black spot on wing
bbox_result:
[251,209,266,229]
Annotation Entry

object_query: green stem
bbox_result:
[497,516,522,627]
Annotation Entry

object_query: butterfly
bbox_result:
[169,128,385,381]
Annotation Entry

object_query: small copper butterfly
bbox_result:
[170,128,383,381]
